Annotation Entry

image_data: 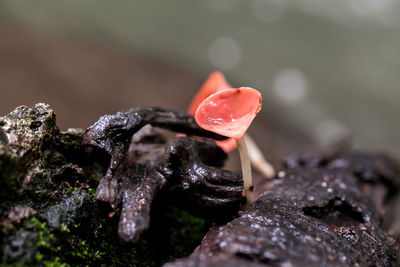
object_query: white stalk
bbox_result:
[236,135,255,209]
[245,135,275,179]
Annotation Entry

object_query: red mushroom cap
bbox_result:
[195,87,262,140]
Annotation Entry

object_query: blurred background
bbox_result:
[0,0,399,162]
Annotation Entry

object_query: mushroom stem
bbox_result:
[236,135,255,209]
[245,135,275,179]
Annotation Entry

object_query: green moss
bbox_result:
[71,239,89,258]
[15,217,68,266]
[4,199,211,266]
[88,188,96,197]
[25,216,100,266]
[172,207,207,244]
[43,257,70,267]
[66,187,78,195]
[35,252,44,262]
[60,225,69,233]
[30,218,58,252]
[150,206,210,262]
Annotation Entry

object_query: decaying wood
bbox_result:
[82,107,242,242]
[1,104,399,266]
[167,152,400,266]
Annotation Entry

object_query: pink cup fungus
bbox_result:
[188,72,275,179]
[195,87,262,208]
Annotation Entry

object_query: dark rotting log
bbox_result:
[82,107,242,242]
[166,152,400,266]
[82,107,228,207]
[2,104,400,266]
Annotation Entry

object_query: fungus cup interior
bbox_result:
[195,87,262,140]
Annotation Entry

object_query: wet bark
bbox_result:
[167,153,400,266]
